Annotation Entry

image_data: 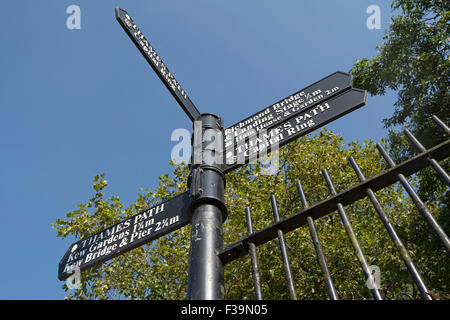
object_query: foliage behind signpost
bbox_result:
[350,0,449,207]
[54,129,449,300]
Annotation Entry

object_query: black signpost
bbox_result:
[58,7,368,300]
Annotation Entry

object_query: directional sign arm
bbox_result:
[222,88,367,173]
[224,71,353,141]
[58,190,191,281]
[115,8,201,121]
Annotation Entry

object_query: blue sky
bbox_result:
[0,1,398,299]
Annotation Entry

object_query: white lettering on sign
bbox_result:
[225,101,333,165]
[122,14,188,100]
[224,85,340,150]
[61,202,182,276]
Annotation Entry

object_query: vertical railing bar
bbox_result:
[322,169,383,300]
[348,156,433,300]
[270,195,298,300]
[376,143,450,253]
[296,181,338,300]
[403,129,450,187]
[431,115,450,136]
[245,207,263,300]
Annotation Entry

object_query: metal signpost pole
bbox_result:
[117,8,230,299]
[186,114,227,300]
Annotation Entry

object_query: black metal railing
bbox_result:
[219,115,450,300]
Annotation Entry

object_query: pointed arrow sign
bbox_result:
[58,191,191,281]
[223,88,368,173]
[115,8,201,121]
[223,71,353,159]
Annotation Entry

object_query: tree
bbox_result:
[350,0,449,207]
[54,130,449,300]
